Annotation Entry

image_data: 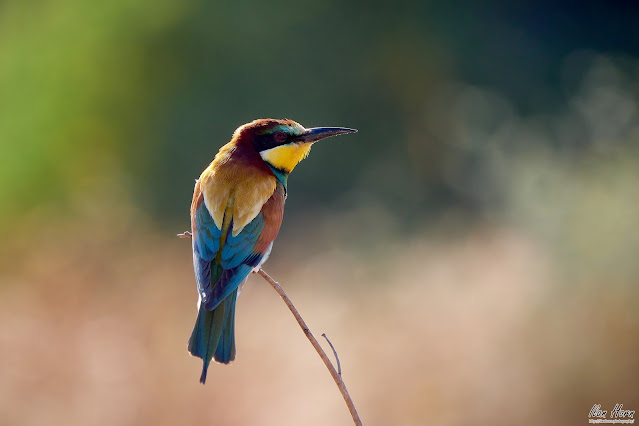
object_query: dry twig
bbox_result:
[255,269,362,426]
[322,333,342,377]
[178,230,362,425]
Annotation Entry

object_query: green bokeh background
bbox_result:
[4,0,636,227]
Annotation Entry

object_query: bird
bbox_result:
[188,118,357,383]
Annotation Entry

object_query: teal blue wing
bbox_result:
[221,214,264,268]
[192,201,266,311]
[192,201,222,303]
[202,214,266,311]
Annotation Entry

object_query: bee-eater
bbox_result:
[188,118,356,383]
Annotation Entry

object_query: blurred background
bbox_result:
[1,0,638,425]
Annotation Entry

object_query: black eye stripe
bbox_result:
[254,132,290,152]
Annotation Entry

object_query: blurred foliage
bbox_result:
[2,0,637,229]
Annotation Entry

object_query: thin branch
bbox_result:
[321,333,342,377]
[256,269,363,426]
[178,231,362,425]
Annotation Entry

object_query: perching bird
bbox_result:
[188,118,356,383]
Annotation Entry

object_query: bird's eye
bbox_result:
[274,132,286,142]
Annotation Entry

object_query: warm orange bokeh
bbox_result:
[2,207,637,425]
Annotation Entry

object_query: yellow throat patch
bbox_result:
[260,142,312,173]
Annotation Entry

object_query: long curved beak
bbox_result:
[296,126,357,143]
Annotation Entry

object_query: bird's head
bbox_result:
[233,119,357,173]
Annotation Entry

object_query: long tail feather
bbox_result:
[215,290,237,363]
[188,289,238,384]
